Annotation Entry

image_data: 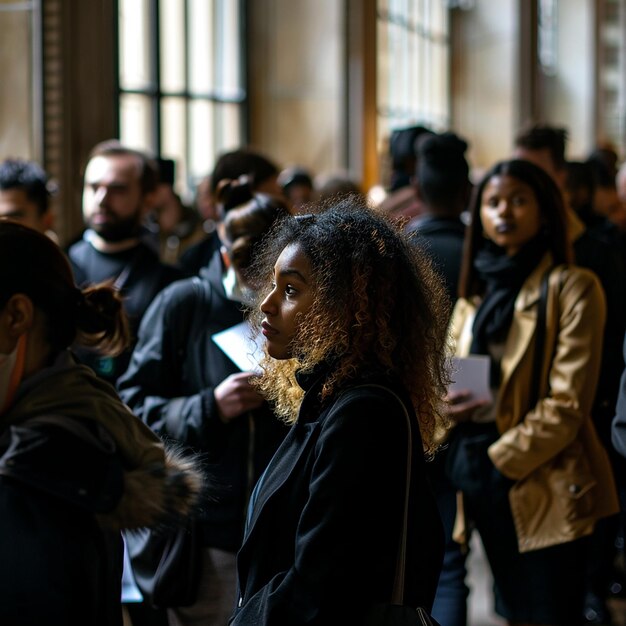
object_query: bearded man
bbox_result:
[68,140,183,385]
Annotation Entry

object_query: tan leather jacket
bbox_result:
[449,255,620,552]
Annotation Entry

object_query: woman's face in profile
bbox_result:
[480,174,543,256]
[260,242,316,360]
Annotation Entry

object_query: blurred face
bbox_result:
[0,189,51,233]
[285,184,313,213]
[82,154,146,241]
[480,175,543,256]
[593,185,620,218]
[260,242,316,359]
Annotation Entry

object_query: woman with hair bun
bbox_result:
[0,221,203,626]
[118,186,291,625]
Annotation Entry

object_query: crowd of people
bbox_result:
[0,121,625,626]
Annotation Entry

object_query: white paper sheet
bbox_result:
[211,321,264,373]
[449,355,492,402]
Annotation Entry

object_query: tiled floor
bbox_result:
[466,534,626,626]
[466,534,505,626]
[123,532,626,626]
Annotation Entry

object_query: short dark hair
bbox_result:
[586,151,617,188]
[415,132,470,212]
[0,158,51,215]
[210,149,279,195]
[514,123,568,171]
[87,139,159,195]
[388,125,434,191]
[156,157,176,186]
[389,125,432,168]
[278,167,313,191]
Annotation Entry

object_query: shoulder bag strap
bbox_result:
[349,383,412,604]
[529,267,552,409]
[529,265,568,409]
[112,245,150,292]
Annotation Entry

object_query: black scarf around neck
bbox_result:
[470,236,548,382]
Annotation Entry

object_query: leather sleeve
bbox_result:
[489,268,607,479]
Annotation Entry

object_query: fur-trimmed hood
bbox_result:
[0,351,204,529]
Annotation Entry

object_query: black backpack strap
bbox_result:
[171,277,214,366]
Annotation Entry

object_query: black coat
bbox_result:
[0,419,125,626]
[117,253,288,551]
[407,215,466,304]
[230,367,444,625]
[0,352,202,626]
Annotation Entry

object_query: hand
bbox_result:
[214,372,264,423]
[444,389,490,425]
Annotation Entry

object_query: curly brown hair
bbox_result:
[247,198,452,455]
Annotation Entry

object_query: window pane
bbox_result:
[377,0,450,183]
[188,0,214,94]
[120,93,155,153]
[377,15,390,118]
[216,0,243,98]
[189,99,214,181]
[0,7,33,157]
[433,44,448,126]
[377,0,449,129]
[118,0,245,199]
[119,0,153,90]
[161,97,187,191]
[430,0,447,36]
[215,103,242,153]
[160,0,186,92]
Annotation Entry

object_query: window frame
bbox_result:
[115,0,248,198]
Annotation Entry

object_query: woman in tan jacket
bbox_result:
[445,159,619,626]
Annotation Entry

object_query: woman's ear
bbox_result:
[2,294,35,338]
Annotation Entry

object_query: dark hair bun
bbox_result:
[75,285,130,356]
[216,177,255,213]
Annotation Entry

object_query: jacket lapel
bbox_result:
[242,420,319,545]
[499,255,551,395]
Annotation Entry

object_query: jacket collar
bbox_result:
[500,253,554,387]
[409,214,466,236]
[512,253,553,313]
[451,253,555,386]
[199,249,228,295]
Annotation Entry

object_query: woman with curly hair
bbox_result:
[228,199,449,625]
